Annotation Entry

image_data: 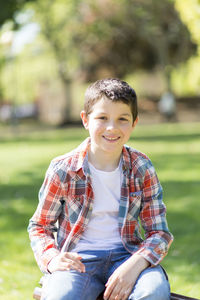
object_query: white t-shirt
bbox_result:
[72,161,123,252]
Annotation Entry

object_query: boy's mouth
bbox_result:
[102,135,120,142]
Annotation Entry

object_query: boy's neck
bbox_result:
[88,147,122,172]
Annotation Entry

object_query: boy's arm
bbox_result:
[135,161,173,266]
[28,161,64,273]
[104,158,173,300]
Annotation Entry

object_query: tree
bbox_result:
[31,0,83,123]
[171,0,200,95]
[28,0,197,123]
[0,0,37,27]
[76,0,197,92]
[0,0,38,105]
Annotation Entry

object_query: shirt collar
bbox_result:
[68,137,132,177]
[68,137,90,178]
[121,145,132,175]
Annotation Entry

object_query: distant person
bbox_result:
[28,78,173,300]
[158,91,176,121]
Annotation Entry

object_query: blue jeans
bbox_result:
[42,247,170,300]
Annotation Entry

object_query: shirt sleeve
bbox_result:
[27,161,64,273]
[136,159,173,266]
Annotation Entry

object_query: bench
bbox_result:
[33,278,200,300]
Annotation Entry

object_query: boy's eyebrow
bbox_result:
[120,113,132,117]
[94,112,132,117]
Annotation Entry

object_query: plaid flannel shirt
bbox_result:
[28,138,173,273]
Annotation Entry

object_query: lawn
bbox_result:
[0,122,200,299]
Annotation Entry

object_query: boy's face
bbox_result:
[81,97,138,157]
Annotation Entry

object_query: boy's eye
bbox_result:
[97,116,107,120]
[119,118,128,121]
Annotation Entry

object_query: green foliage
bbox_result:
[0,37,58,104]
[0,0,37,27]
[171,0,200,95]
[77,0,196,81]
[175,0,200,45]
[13,0,198,90]
[32,0,83,80]
[0,122,200,298]
[0,0,198,111]
[171,56,200,95]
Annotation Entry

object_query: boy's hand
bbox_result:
[47,252,85,274]
[104,254,149,300]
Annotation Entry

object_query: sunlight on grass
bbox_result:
[0,122,199,299]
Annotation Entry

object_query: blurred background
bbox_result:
[0,0,200,299]
[0,0,200,126]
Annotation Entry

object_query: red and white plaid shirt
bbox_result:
[28,138,173,273]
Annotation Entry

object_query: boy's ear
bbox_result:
[132,116,139,128]
[80,111,89,129]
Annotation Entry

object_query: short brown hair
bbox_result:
[84,78,138,122]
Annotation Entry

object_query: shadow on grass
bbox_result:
[1,125,200,144]
[0,184,41,233]
[160,179,200,287]
[0,163,46,235]
[151,153,200,173]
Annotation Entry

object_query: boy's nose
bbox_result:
[106,120,117,130]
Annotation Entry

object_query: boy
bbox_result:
[28,78,173,300]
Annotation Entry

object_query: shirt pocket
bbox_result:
[66,195,85,224]
[126,191,142,221]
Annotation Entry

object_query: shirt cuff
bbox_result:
[41,248,60,273]
[135,247,164,266]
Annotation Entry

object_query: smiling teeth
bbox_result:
[104,136,118,140]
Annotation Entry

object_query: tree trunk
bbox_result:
[57,65,73,125]
[62,77,73,124]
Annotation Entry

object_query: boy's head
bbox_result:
[84,78,138,123]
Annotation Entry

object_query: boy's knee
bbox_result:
[129,287,170,300]
[129,266,170,300]
[42,283,76,300]
[43,290,67,300]
[41,270,92,300]
[41,272,72,300]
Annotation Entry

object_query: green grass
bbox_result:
[0,122,200,299]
